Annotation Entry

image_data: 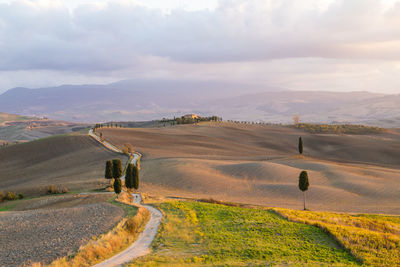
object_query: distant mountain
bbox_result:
[1,79,399,127]
[204,91,400,127]
[0,79,278,122]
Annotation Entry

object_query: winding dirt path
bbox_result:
[92,194,163,267]
[89,129,163,266]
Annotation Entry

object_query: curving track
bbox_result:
[89,129,163,267]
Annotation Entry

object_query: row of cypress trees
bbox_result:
[105,158,139,194]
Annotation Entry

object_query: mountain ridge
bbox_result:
[1,80,398,127]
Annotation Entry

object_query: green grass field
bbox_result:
[131,200,358,266]
[274,208,400,266]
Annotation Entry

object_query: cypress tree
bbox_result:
[298,171,310,210]
[114,178,122,194]
[298,137,303,154]
[105,160,113,179]
[112,159,123,179]
[133,164,139,190]
[125,163,134,189]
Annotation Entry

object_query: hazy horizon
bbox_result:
[1,0,400,94]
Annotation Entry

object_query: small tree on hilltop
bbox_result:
[114,178,122,195]
[298,171,310,210]
[112,159,123,179]
[105,160,113,179]
[298,137,303,154]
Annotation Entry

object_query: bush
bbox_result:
[122,143,134,155]
[18,193,24,199]
[46,185,68,194]
[47,185,59,194]
[5,191,18,201]
[0,191,4,202]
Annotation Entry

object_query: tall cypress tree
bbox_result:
[298,137,303,154]
[125,163,134,189]
[105,160,113,179]
[112,159,123,179]
[114,178,122,194]
[133,165,139,190]
[298,170,310,210]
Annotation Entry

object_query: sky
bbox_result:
[0,0,400,94]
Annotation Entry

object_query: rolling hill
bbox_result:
[0,112,89,143]
[0,134,127,195]
[97,123,400,214]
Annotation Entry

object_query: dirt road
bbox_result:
[89,129,162,266]
[92,194,163,267]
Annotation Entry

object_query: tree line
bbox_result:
[94,123,124,131]
[160,115,222,125]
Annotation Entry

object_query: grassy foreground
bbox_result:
[274,208,400,266]
[130,200,357,266]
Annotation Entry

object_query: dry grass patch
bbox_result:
[274,208,400,266]
[39,192,150,267]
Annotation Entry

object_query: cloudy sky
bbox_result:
[0,0,400,94]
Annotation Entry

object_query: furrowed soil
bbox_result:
[98,123,400,214]
[0,134,128,196]
[0,194,124,267]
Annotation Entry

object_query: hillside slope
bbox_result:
[0,134,127,195]
[98,123,400,214]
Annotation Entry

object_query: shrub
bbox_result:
[46,185,68,194]
[61,186,69,194]
[18,193,24,199]
[122,143,134,155]
[47,185,59,194]
[0,191,4,202]
[125,207,150,234]
[6,191,18,201]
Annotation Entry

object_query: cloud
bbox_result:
[1,0,400,93]
[1,0,400,71]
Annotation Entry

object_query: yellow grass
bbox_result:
[273,208,400,266]
[35,192,150,267]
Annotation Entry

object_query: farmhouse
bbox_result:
[183,114,199,119]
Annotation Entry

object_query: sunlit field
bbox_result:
[130,200,357,266]
[274,208,400,266]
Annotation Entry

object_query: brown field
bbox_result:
[0,194,124,267]
[0,134,128,196]
[0,112,90,143]
[98,122,400,214]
